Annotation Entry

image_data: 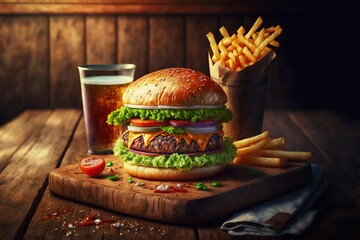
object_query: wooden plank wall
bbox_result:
[0,3,305,125]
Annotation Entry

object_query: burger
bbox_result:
[107,67,236,181]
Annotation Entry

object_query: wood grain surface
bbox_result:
[0,16,48,123]
[149,16,185,72]
[0,109,81,240]
[117,15,148,79]
[186,15,218,75]
[48,156,311,224]
[86,16,116,64]
[50,16,84,108]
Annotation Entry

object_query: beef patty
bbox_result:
[122,132,222,154]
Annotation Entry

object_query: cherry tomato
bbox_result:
[130,118,169,127]
[79,156,106,177]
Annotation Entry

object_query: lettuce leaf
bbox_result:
[107,106,233,126]
[113,137,236,171]
[159,126,185,134]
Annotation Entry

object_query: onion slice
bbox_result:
[127,125,161,132]
[183,125,221,134]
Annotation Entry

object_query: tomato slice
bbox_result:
[79,156,106,177]
[130,119,169,127]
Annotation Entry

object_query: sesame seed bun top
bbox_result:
[122,67,227,107]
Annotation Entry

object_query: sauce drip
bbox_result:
[42,207,74,221]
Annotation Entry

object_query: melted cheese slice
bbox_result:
[125,129,224,151]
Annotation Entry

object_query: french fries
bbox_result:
[233,131,312,168]
[236,138,269,156]
[233,130,269,148]
[256,149,312,160]
[234,156,287,168]
[207,16,283,72]
[263,137,285,149]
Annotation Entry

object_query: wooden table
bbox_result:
[1,109,359,239]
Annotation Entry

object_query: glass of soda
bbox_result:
[78,64,136,154]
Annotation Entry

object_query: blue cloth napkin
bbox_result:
[221,164,328,237]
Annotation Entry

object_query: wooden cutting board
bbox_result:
[48,155,311,224]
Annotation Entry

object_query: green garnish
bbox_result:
[106,161,113,167]
[210,181,222,187]
[127,177,134,183]
[108,175,119,181]
[196,183,208,191]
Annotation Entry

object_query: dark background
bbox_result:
[292,1,358,116]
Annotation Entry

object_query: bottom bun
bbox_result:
[122,162,227,181]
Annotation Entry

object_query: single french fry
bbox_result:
[211,54,217,64]
[210,43,221,61]
[240,155,287,167]
[245,16,263,39]
[220,52,227,64]
[218,41,227,53]
[265,26,276,32]
[237,26,246,36]
[206,31,216,43]
[219,26,230,38]
[256,149,312,161]
[206,32,221,61]
[251,32,258,40]
[238,55,247,68]
[234,130,270,148]
[263,137,285,149]
[236,138,269,156]
[243,46,256,63]
[228,59,236,71]
[254,28,265,46]
[269,40,280,47]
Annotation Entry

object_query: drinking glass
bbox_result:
[78,64,136,154]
